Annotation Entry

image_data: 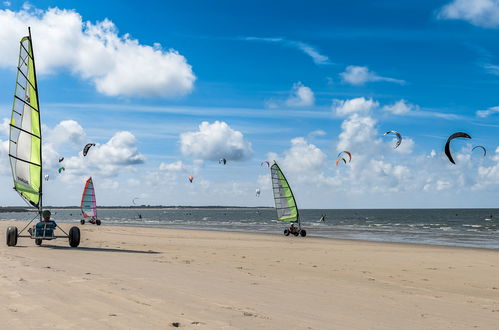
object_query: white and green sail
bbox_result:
[270,163,299,223]
[8,28,42,209]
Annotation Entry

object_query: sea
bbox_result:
[2,208,499,250]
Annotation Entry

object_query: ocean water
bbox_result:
[2,208,499,250]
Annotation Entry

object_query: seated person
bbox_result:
[89,216,96,224]
[289,222,300,234]
[33,210,56,237]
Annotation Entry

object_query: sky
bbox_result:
[1,0,499,208]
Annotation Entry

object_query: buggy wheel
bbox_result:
[80,219,85,225]
[6,226,18,246]
[284,229,290,236]
[300,229,307,237]
[96,219,101,226]
[68,226,80,247]
[35,239,42,246]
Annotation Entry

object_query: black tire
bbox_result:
[68,226,80,248]
[300,229,307,237]
[80,219,85,225]
[284,229,290,236]
[6,226,18,246]
[35,239,42,246]
[96,219,101,226]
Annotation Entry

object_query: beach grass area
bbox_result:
[1,221,498,329]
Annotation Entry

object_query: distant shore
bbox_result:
[0,206,275,212]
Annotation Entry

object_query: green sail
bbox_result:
[8,32,42,208]
[270,163,299,223]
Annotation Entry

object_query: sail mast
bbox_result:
[28,27,43,218]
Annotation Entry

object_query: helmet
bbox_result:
[42,210,51,218]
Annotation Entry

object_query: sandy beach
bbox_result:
[1,221,498,329]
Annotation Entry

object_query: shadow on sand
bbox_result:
[43,245,161,254]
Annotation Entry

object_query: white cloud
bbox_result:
[285,82,315,107]
[438,0,499,28]
[308,129,327,137]
[476,106,499,117]
[0,7,195,98]
[332,97,379,117]
[340,65,405,86]
[484,63,499,75]
[281,137,326,174]
[0,118,9,136]
[180,121,253,161]
[383,99,419,115]
[2,1,10,7]
[62,130,145,177]
[244,37,330,65]
[46,120,85,147]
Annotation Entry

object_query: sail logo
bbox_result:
[16,176,29,185]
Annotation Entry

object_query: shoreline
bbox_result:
[2,218,499,251]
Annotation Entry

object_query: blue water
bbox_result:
[2,208,499,250]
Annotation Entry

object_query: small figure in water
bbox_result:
[319,214,326,222]
[138,214,142,219]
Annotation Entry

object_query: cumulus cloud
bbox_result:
[280,137,326,174]
[476,105,499,117]
[62,130,145,177]
[438,0,499,28]
[46,120,85,147]
[383,99,419,115]
[244,37,330,65]
[180,121,253,161]
[332,97,379,117]
[285,82,315,107]
[0,7,196,98]
[340,65,405,86]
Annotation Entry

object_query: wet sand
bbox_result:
[1,221,498,329]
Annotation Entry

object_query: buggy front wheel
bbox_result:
[68,226,80,247]
[6,226,18,246]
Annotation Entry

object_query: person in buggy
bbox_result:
[28,210,56,240]
[289,222,300,235]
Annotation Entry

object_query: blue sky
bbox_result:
[1,0,499,208]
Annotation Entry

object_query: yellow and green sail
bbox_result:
[270,163,299,223]
[8,30,42,208]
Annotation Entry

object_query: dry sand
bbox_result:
[1,221,498,329]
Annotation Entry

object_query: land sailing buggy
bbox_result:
[5,28,80,248]
[6,212,80,247]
